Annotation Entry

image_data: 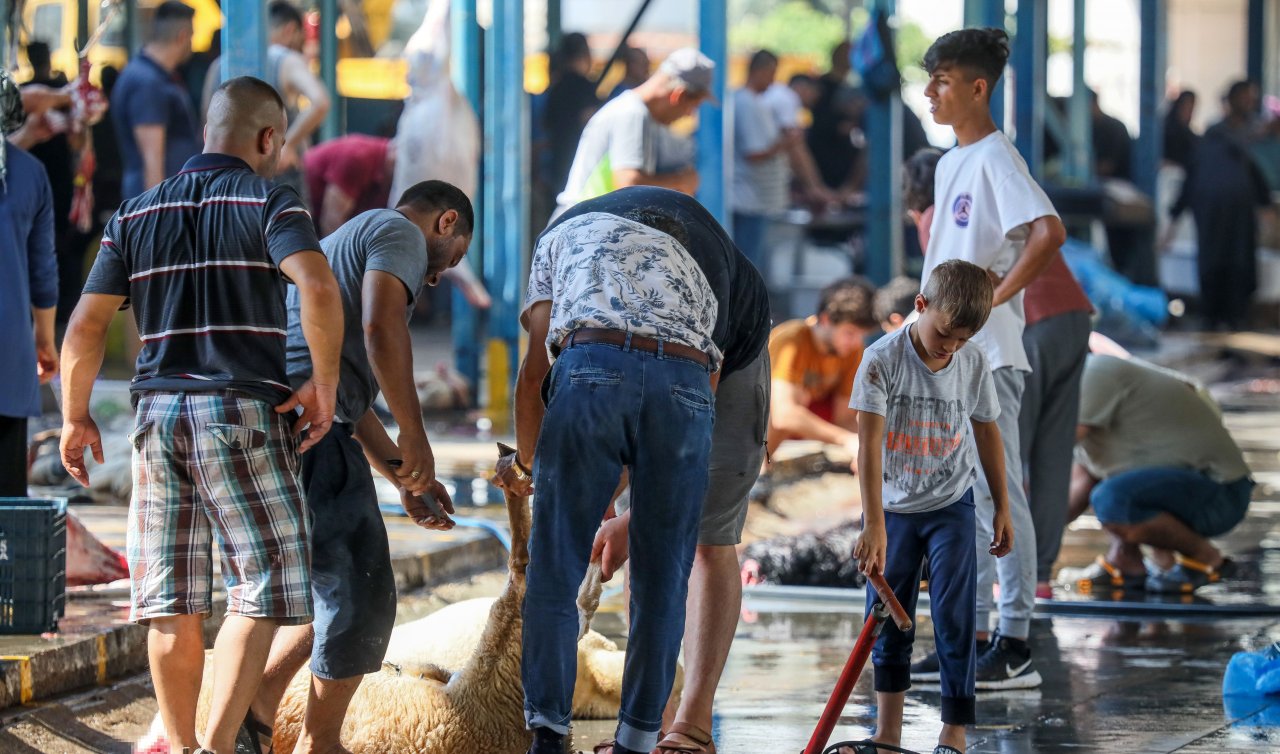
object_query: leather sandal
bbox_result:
[653,722,715,754]
[594,740,618,754]
[236,709,275,754]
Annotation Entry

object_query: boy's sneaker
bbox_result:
[975,633,1042,690]
[910,638,990,682]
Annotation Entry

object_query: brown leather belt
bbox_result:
[557,328,711,368]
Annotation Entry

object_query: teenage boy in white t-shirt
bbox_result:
[910,28,1067,692]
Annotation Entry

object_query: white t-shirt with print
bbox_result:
[922,131,1058,372]
[523,212,723,369]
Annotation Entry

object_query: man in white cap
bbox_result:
[552,47,715,219]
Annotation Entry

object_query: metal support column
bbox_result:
[0,0,9,67]
[451,0,483,397]
[865,0,901,285]
[221,0,268,80]
[319,0,341,140]
[697,0,728,226]
[1134,0,1166,199]
[483,0,527,416]
[1013,0,1046,178]
[76,0,90,52]
[1064,0,1092,185]
[124,0,140,55]
[1248,0,1265,87]
[546,0,562,51]
[964,0,1005,129]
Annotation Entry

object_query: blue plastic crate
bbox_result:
[0,498,67,634]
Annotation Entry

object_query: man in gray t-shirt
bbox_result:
[251,182,474,754]
[554,48,714,217]
[1070,355,1253,595]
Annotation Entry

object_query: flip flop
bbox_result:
[654,722,715,754]
[1074,556,1145,594]
[1145,554,1237,594]
[236,709,274,754]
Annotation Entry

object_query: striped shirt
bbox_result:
[83,153,322,404]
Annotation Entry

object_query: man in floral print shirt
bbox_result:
[502,186,769,754]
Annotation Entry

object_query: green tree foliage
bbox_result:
[729,0,933,84]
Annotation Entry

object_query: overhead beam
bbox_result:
[696,0,729,225]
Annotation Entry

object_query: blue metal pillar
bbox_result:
[547,0,563,51]
[1064,0,1092,185]
[124,0,140,56]
[0,0,9,66]
[320,0,341,140]
[1134,0,1166,199]
[865,0,901,285]
[965,0,1005,129]
[451,0,483,398]
[1248,0,1265,87]
[697,0,728,226]
[483,0,527,414]
[1013,0,1046,179]
[221,0,268,80]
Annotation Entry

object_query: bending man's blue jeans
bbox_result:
[1091,467,1252,538]
[522,341,714,753]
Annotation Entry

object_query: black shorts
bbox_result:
[300,425,397,680]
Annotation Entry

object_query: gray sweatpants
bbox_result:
[1019,311,1091,583]
[974,367,1037,640]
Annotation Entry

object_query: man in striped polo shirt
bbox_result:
[59,76,342,754]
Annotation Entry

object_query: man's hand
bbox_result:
[394,428,436,495]
[59,416,103,487]
[400,483,456,531]
[35,337,58,384]
[275,379,336,453]
[990,508,1014,557]
[591,511,631,581]
[491,443,533,497]
[854,521,887,577]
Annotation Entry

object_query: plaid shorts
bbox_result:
[126,391,313,624]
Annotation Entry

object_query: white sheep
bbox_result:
[139,485,681,753]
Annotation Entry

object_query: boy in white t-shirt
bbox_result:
[911,28,1067,692]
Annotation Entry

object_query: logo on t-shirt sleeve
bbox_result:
[952,193,972,228]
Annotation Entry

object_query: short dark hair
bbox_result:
[151,1,196,43]
[268,1,305,29]
[26,41,51,70]
[923,27,1009,90]
[874,276,919,323]
[789,73,816,88]
[1226,79,1256,103]
[817,277,878,328]
[397,180,475,235]
[922,260,994,332]
[748,49,778,74]
[903,147,942,214]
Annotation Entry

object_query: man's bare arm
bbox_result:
[320,184,356,237]
[515,301,553,469]
[353,407,402,485]
[613,167,699,195]
[771,379,857,448]
[992,215,1067,307]
[279,53,331,161]
[363,269,434,493]
[59,293,126,486]
[277,250,342,452]
[134,125,168,190]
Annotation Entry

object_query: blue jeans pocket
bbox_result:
[570,367,623,386]
[671,384,712,411]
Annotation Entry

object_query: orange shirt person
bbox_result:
[766,277,879,468]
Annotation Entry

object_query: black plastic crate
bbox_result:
[0,498,67,634]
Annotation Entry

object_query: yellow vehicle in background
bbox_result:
[12,0,220,83]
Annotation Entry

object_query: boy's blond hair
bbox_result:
[922,260,994,332]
